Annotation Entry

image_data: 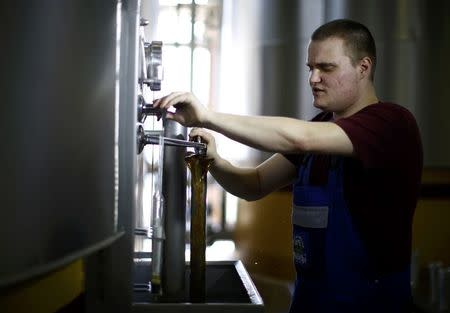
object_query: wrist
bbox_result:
[201,110,216,129]
[209,153,223,170]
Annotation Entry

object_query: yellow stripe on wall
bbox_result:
[0,259,84,313]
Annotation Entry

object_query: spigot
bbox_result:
[192,136,207,156]
[137,94,163,123]
[137,125,207,155]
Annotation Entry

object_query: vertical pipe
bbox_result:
[162,120,187,301]
[134,153,145,252]
[151,133,165,294]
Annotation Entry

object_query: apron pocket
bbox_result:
[292,186,330,277]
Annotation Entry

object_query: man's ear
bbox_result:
[359,57,372,79]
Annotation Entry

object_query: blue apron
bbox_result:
[289,155,411,313]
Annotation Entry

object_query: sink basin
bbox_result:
[132,260,264,313]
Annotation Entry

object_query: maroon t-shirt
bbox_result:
[284,102,423,273]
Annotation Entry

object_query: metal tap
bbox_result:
[136,125,207,154]
[192,136,207,156]
[137,94,163,123]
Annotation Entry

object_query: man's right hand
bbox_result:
[153,92,210,128]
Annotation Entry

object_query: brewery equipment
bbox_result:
[1,1,263,312]
[131,7,263,312]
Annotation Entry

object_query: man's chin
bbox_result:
[313,101,326,110]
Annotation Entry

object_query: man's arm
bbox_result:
[206,112,354,156]
[154,92,354,156]
[189,128,297,201]
[211,153,297,201]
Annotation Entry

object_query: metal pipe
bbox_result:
[150,132,165,294]
[144,133,206,151]
[137,125,207,155]
[162,120,188,301]
[150,190,165,294]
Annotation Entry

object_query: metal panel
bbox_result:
[0,0,121,287]
[82,0,141,312]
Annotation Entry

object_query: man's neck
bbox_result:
[334,85,378,120]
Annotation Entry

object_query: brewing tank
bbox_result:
[0,0,120,287]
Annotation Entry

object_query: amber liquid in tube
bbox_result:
[185,152,212,303]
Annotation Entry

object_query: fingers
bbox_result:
[189,128,218,160]
[165,111,175,121]
[153,91,206,127]
[189,128,213,143]
[153,91,192,110]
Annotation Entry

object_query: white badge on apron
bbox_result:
[293,205,329,228]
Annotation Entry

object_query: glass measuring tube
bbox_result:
[185,152,213,303]
[151,133,165,294]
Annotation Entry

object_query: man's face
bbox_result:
[307,37,361,114]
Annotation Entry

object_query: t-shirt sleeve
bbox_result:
[282,111,332,166]
[335,103,422,169]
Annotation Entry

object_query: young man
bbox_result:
[154,19,423,313]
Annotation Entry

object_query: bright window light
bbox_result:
[161,46,191,93]
[177,8,192,44]
[156,9,178,42]
[193,47,211,105]
[159,0,191,6]
[194,21,205,40]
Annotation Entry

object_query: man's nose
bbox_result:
[309,69,321,84]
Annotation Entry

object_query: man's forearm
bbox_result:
[203,111,354,156]
[209,156,263,201]
[204,111,309,154]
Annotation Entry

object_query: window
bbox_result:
[156,0,222,106]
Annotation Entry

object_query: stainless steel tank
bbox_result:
[0,0,121,287]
